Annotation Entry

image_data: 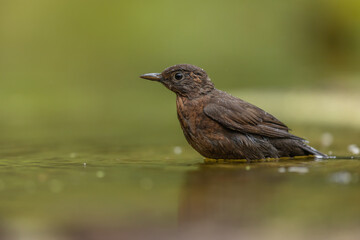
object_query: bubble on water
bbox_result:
[321,132,333,147]
[278,167,286,173]
[288,166,309,174]
[245,166,251,171]
[139,178,153,190]
[49,179,63,193]
[328,171,352,184]
[83,162,87,167]
[173,146,183,155]
[70,153,77,158]
[96,171,105,178]
[348,144,360,155]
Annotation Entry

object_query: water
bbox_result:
[0,138,359,240]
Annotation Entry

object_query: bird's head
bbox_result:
[140,64,215,99]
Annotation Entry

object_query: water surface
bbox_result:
[0,137,359,240]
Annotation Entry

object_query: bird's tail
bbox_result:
[301,143,328,158]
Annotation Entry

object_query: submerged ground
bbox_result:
[0,89,359,240]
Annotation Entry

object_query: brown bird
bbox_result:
[140,64,326,160]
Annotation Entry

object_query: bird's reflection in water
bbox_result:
[178,163,285,229]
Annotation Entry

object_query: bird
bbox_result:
[140,64,327,161]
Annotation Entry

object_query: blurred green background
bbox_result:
[0,0,359,144]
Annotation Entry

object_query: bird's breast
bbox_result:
[176,96,201,136]
[176,95,234,158]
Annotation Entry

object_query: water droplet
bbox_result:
[173,146,182,155]
[288,166,309,174]
[96,171,105,178]
[321,132,333,147]
[328,171,352,184]
[348,144,359,155]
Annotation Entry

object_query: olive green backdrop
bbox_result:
[0,0,359,143]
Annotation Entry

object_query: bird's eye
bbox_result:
[174,72,184,80]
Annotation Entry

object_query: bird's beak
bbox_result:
[140,73,162,81]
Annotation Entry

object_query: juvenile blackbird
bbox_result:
[140,64,326,160]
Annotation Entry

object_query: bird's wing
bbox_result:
[203,95,303,140]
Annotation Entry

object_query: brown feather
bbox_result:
[204,90,303,140]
